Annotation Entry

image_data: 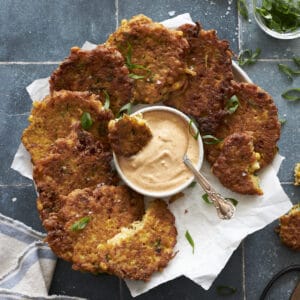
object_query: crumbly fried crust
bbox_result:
[212,132,263,195]
[294,163,300,186]
[205,82,280,169]
[34,124,118,220]
[164,23,234,134]
[107,14,190,104]
[108,114,152,156]
[44,185,145,262]
[50,45,133,114]
[278,204,300,251]
[96,199,177,281]
[22,90,113,163]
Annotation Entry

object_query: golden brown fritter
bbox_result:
[96,199,177,281]
[107,14,190,104]
[43,185,145,262]
[294,163,300,186]
[108,114,152,157]
[22,90,113,163]
[34,123,117,220]
[278,204,300,251]
[212,132,263,195]
[49,45,133,114]
[205,82,280,169]
[164,23,234,134]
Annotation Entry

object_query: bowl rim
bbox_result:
[113,105,204,198]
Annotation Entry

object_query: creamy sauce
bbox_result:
[118,110,199,193]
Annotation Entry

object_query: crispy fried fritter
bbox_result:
[34,123,117,220]
[108,114,152,156]
[205,82,280,169]
[107,14,190,104]
[294,163,300,186]
[97,199,177,281]
[50,45,133,114]
[212,132,263,195]
[278,204,300,251]
[164,23,234,134]
[43,185,145,262]
[22,90,113,163]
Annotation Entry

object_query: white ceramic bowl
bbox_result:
[113,106,204,198]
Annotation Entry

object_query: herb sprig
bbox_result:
[238,0,249,20]
[117,102,133,117]
[202,135,223,145]
[282,88,300,101]
[225,95,240,114]
[238,48,261,66]
[185,230,195,254]
[71,216,91,231]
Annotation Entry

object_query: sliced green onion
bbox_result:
[278,64,300,80]
[128,73,146,80]
[202,193,212,204]
[226,197,238,206]
[238,0,249,20]
[71,216,91,231]
[279,118,286,125]
[225,95,240,114]
[202,135,223,145]
[185,230,195,254]
[117,102,133,117]
[282,88,300,101]
[103,90,110,110]
[293,57,300,67]
[238,48,261,66]
[188,118,200,140]
[80,112,93,130]
[216,285,237,296]
[188,181,197,188]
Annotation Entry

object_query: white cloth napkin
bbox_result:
[11,13,292,298]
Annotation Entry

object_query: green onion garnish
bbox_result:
[80,112,93,130]
[202,193,212,204]
[282,88,300,101]
[293,57,300,67]
[71,216,91,231]
[225,95,240,114]
[188,181,197,188]
[188,118,200,140]
[238,48,261,66]
[226,197,239,207]
[128,73,146,80]
[103,90,110,110]
[202,135,223,145]
[238,0,249,20]
[216,285,237,296]
[278,64,300,80]
[117,102,133,117]
[185,230,195,254]
[279,117,286,125]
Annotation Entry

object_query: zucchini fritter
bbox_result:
[50,45,133,114]
[107,14,190,104]
[294,163,300,186]
[212,132,263,195]
[165,23,234,134]
[277,204,300,251]
[34,124,117,220]
[22,90,113,163]
[97,200,177,281]
[43,185,145,262]
[205,82,280,169]
[108,114,152,157]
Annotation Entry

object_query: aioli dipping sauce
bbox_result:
[117,109,200,195]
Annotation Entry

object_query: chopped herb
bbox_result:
[117,102,133,117]
[188,118,200,140]
[202,135,223,145]
[103,90,110,110]
[185,230,195,254]
[282,88,300,101]
[238,0,249,20]
[293,57,300,67]
[238,48,261,66]
[128,73,146,80]
[188,181,197,188]
[216,285,237,296]
[80,112,93,130]
[71,216,90,231]
[278,64,300,80]
[202,193,212,204]
[279,117,286,125]
[255,0,300,33]
[226,197,238,206]
[225,95,240,114]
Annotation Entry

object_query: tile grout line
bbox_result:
[242,242,247,300]
[0,62,60,65]
[115,0,119,29]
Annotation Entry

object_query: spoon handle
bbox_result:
[183,154,235,220]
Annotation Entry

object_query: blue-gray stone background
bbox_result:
[0,0,299,299]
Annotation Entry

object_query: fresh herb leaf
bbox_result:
[188,118,200,140]
[282,88,300,101]
[71,216,91,231]
[185,230,195,254]
[279,117,286,125]
[238,48,261,66]
[128,73,146,80]
[238,0,249,20]
[216,285,237,296]
[226,197,238,206]
[188,181,197,188]
[202,135,223,145]
[117,102,133,117]
[202,193,212,204]
[225,95,240,114]
[103,90,110,110]
[278,64,300,80]
[80,112,93,130]
[293,57,300,67]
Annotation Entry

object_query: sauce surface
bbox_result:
[118,110,199,193]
